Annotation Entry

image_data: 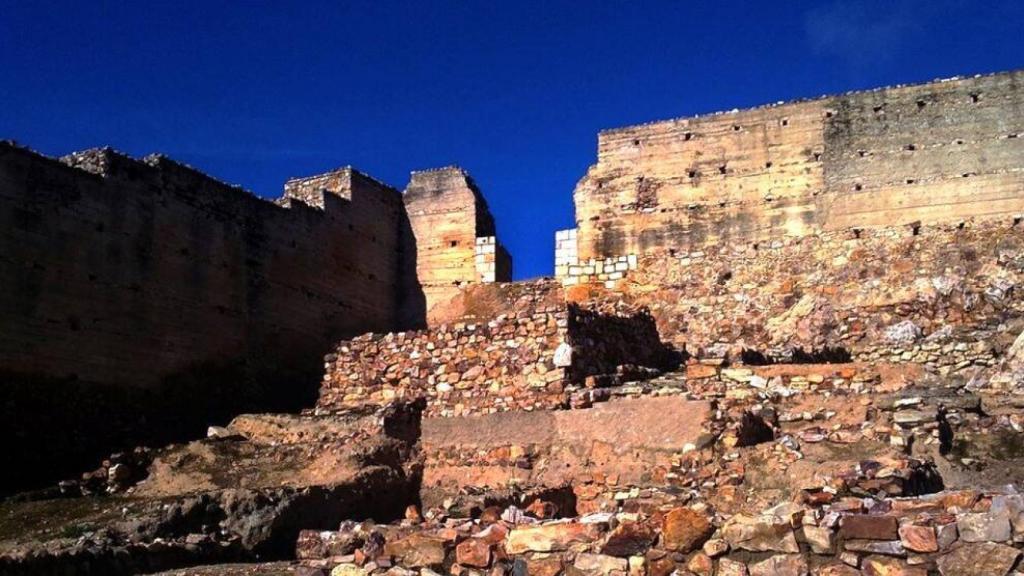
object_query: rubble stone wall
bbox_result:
[574,70,1024,260]
[317,289,675,417]
[0,144,417,493]
[319,307,570,417]
[583,217,1024,373]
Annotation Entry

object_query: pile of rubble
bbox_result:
[294,486,1024,576]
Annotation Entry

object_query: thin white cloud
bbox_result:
[804,0,931,69]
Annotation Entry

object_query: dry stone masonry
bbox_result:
[317,281,675,417]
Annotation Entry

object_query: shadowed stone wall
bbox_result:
[0,145,431,493]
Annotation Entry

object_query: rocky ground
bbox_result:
[3,335,1024,575]
[0,403,423,575]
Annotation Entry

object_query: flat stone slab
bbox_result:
[423,396,712,452]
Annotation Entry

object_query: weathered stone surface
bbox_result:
[958,511,1013,543]
[817,564,860,576]
[991,495,1024,536]
[297,529,363,559]
[646,554,675,576]
[383,533,448,568]
[403,167,511,318]
[574,552,628,574]
[844,540,906,556]
[898,524,938,553]
[861,556,927,576]
[323,295,674,418]
[723,514,800,553]
[840,515,899,541]
[803,525,835,554]
[505,523,604,554]
[331,565,367,576]
[455,537,491,568]
[686,552,714,576]
[0,145,440,495]
[572,70,1024,263]
[661,508,714,552]
[702,538,729,557]
[717,558,749,576]
[601,521,657,557]
[526,557,564,576]
[936,541,1021,576]
[748,554,808,576]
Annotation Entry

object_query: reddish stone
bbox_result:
[455,538,491,568]
[686,364,719,379]
[383,532,448,568]
[647,554,676,576]
[525,556,563,576]
[479,506,502,525]
[525,499,558,519]
[897,524,938,553]
[661,507,714,552]
[505,522,603,554]
[475,523,508,545]
[686,552,714,576]
[840,514,898,540]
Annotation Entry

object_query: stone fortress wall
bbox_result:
[403,167,513,321]
[558,70,1024,363]
[0,142,510,493]
[567,69,1024,262]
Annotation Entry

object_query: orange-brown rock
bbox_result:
[662,508,714,552]
[383,533,448,568]
[526,499,558,519]
[526,556,564,576]
[505,522,604,554]
[455,538,491,568]
[897,524,938,553]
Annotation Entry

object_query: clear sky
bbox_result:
[2,1,1022,279]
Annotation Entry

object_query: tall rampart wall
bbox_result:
[573,70,1024,260]
[0,144,422,493]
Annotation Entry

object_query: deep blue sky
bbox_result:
[2,1,1022,279]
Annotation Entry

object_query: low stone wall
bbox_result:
[316,300,676,418]
[420,396,715,511]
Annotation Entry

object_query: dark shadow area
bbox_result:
[0,356,321,496]
[740,346,852,365]
[566,304,683,382]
